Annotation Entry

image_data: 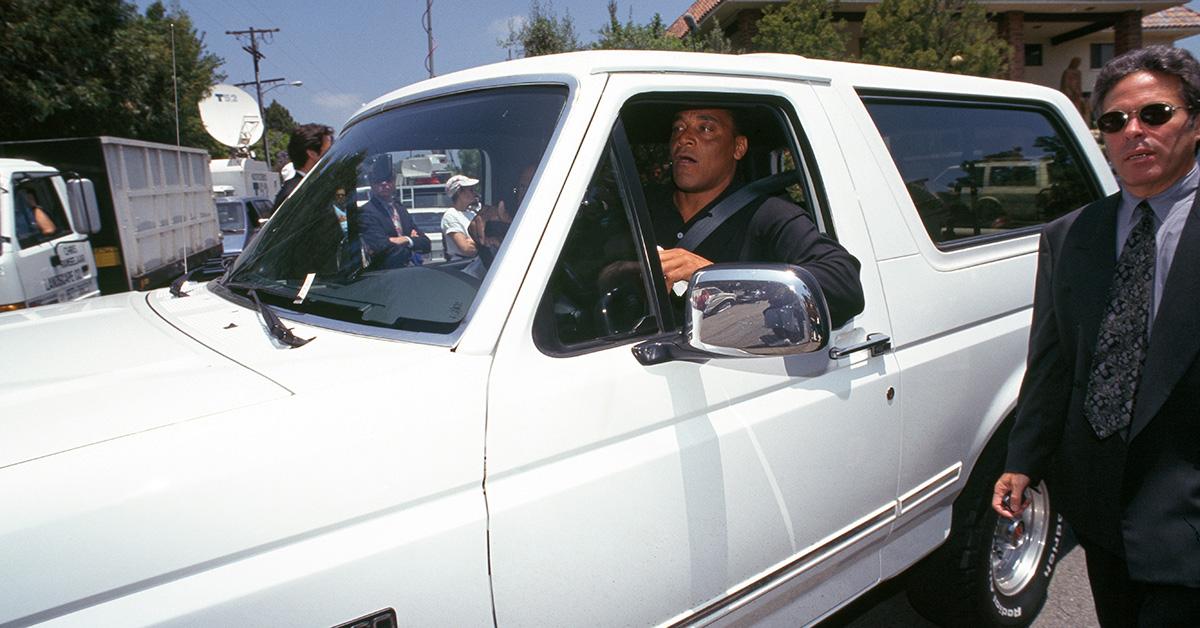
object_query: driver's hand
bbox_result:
[658,247,712,289]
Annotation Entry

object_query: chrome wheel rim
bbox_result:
[990,481,1050,597]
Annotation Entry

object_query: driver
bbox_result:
[651,107,864,327]
[355,158,431,269]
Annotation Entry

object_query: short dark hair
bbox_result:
[286,123,334,168]
[1091,45,1200,118]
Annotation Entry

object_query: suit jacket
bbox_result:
[352,197,431,269]
[1006,190,1200,586]
[273,173,303,212]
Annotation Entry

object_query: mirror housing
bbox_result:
[66,177,101,235]
[633,263,832,365]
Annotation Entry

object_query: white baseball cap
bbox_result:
[445,174,479,197]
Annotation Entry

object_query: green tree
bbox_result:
[751,0,847,60]
[861,0,1008,77]
[0,0,224,146]
[499,0,582,58]
[251,99,298,164]
[594,1,684,51]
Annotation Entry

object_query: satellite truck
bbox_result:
[0,136,222,301]
[202,84,282,200]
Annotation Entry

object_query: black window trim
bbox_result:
[857,89,1106,251]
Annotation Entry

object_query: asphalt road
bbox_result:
[819,529,1099,627]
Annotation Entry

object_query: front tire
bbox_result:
[908,480,1064,627]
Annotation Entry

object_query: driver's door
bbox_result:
[485,81,900,625]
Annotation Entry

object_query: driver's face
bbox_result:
[669,108,747,196]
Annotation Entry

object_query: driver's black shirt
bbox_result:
[649,184,865,328]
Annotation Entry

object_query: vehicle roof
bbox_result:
[348,50,1070,129]
[0,158,59,172]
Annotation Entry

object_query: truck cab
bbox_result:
[0,159,99,310]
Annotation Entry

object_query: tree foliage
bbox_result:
[861,0,1008,77]
[0,0,224,147]
[499,0,582,58]
[751,0,847,60]
[594,1,685,51]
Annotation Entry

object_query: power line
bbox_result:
[226,26,279,168]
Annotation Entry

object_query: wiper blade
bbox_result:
[169,268,200,298]
[250,289,314,348]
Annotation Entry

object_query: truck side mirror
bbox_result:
[66,178,101,234]
[687,264,831,357]
[632,264,831,365]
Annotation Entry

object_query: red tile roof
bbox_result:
[667,0,722,37]
[1143,5,1200,30]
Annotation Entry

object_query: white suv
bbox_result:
[0,51,1115,627]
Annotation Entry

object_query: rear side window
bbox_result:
[861,95,1101,248]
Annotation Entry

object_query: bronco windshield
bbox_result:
[219,85,567,337]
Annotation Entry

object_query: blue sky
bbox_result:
[154,0,697,133]
[152,0,1200,136]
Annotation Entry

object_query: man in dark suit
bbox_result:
[353,158,430,270]
[272,123,334,211]
[994,45,1200,626]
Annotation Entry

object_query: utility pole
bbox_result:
[423,0,435,78]
[226,27,280,168]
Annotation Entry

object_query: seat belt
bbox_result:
[674,170,799,252]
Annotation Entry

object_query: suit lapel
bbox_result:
[1065,194,1120,346]
[1130,193,1200,440]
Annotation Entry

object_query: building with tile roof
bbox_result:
[668,0,1200,109]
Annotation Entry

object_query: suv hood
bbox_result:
[0,292,290,468]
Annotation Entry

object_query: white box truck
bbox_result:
[210,156,281,199]
[0,137,222,295]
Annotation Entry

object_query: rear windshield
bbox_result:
[216,200,247,232]
[218,85,568,337]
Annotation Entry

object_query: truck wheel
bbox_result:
[907,480,1064,627]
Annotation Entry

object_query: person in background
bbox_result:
[1061,56,1087,119]
[272,123,334,211]
[994,45,1200,626]
[441,174,479,260]
[354,158,430,270]
[17,188,57,238]
[332,187,351,235]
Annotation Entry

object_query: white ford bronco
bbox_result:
[0,51,1116,627]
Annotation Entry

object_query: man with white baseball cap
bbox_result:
[441,174,480,260]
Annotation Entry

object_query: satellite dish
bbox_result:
[199,84,263,148]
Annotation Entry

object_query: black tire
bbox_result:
[907,473,1064,627]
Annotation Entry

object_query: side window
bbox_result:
[535,143,657,352]
[862,96,1101,248]
[13,177,69,249]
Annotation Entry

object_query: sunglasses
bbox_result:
[1096,103,1189,134]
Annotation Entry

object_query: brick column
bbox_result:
[998,12,1025,81]
[1114,10,1143,56]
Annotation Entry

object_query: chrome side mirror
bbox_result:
[687,264,830,357]
[633,263,831,365]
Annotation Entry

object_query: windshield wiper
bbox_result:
[169,268,200,298]
[250,289,313,348]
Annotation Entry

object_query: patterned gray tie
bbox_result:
[1083,201,1157,439]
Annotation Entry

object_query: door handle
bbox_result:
[829,333,891,360]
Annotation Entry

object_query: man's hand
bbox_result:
[389,235,410,246]
[658,247,712,288]
[992,472,1032,519]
